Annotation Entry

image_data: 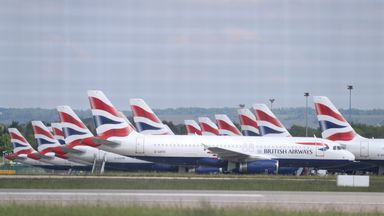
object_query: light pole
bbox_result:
[304,92,309,137]
[269,99,275,110]
[347,85,353,122]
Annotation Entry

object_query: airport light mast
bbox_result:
[347,85,353,122]
[269,99,275,110]
[304,92,309,137]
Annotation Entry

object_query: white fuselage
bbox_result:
[97,132,354,168]
[337,135,384,164]
[65,145,151,165]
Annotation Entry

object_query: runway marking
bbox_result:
[0,192,264,198]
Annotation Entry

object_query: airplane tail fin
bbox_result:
[313,96,357,141]
[130,98,174,135]
[237,108,260,136]
[252,104,291,137]
[8,128,34,155]
[88,90,136,139]
[198,117,219,136]
[57,105,95,146]
[215,114,242,136]
[31,121,61,153]
[50,123,66,145]
[118,111,137,131]
[184,120,202,135]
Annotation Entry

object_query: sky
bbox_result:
[0,0,384,110]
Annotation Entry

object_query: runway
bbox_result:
[0,189,383,212]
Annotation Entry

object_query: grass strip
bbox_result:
[0,204,382,216]
[0,175,383,192]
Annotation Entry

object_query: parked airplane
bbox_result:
[130,98,174,135]
[7,128,71,170]
[198,117,220,136]
[215,114,242,136]
[184,120,202,135]
[237,108,260,136]
[57,105,177,172]
[253,104,291,137]
[51,122,66,145]
[314,96,384,174]
[84,90,355,174]
[31,121,90,170]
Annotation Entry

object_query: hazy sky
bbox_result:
[1,0,383,110]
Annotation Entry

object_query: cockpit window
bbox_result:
[333,146,342,150]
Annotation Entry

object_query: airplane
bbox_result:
[130,98,174,135]
[184,120,202,135]
[215,114,242,136]
[198,117,220,136]
[7,128,74,170]
[313,96,384,174]
[83,90,355,174]
[56,105,178,172]
[253,104,291,137]
[237,108,260,136]
[31,121,93,170]
[51,122,66,145]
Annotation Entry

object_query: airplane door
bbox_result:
[316,145,324,157]
[360,141,369,157]
[136,137,144,154]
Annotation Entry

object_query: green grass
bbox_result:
[0,204,383,216]
[0,175,383,192]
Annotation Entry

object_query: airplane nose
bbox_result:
[344,150,355,161]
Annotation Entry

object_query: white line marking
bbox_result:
[0,192,264,198]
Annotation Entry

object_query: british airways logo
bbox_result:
[264,149,313,155]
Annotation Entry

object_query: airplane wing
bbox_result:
[14,155,27,160]
[203,144,272,162]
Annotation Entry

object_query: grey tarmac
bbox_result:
[0,189,383,212]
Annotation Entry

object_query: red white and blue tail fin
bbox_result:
[184,120,202,135]
[50,123,66,145]
[313,96,358,142]
[118,111,137,131]
[88,90,136,138]
[8,128,34,155]
[198,117,220,136]
[215,114,242,136]
[31,121,61,154]
[252,104,291,137]
[237,108,260,136]
[57,105,94,145]
[130,98,174,135]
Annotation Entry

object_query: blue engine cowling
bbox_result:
[236,160,279,174]
[197,158,227,167]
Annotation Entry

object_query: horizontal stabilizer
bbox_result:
[60,147,85,154]
[91,137,120,147]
